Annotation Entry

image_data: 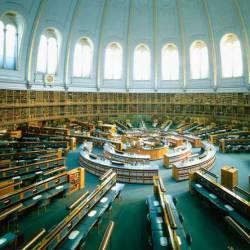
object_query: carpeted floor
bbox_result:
[17,144,249,250]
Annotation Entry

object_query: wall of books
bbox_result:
[0,90,249,128]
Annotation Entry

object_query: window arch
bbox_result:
[133,44,151,80]
[104,42,122,80]
[190,40,209,80]
[0,12,23,70]
[220,33,243,78]
[37,29,59,74]
[0,21,4,67]
[73,37,93,78]
[5,24,17,69]
[161,43,179,80]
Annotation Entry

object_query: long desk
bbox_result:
[0,158,65,180]
[0,166,66,197]
[59,183,123,250]
[147,176,191,250]
[69,120,95,132]
[69,134,123,150]
[208,130,250,144]
[0,151,61,169]
[15,137,69,154]
[27,126,70,136]
[114,120,128,131]
[23,170,123,250]
[0,172,69,222]
[193,126,226,137]
[0,149,60,161]
[0,140,68,149]
[219,138,250,153]
[182,123,201,133]
[0,232,17,249]
[160,120,172,131]
[190,171,250,242]
[176,122,199,134]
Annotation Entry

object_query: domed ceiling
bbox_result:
[0,0,249,93]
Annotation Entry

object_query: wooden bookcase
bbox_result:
[0,90,249,129]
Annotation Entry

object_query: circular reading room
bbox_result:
[0,0,249,250]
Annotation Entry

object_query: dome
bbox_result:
[0,0,249,92]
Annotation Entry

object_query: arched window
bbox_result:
[73,38,93,78]
[190,40,209,79]
[220,34,243,78]
[37,35,47,73]
[47,37,57,74]
[37,29,59,74]
[0,12,22,70]
[161,43,179,80]
[0,21,4,67]
[5,24,17,69]
[104,42,122,80]
[133,44,151,80]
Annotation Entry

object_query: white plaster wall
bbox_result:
[0,0,249,93]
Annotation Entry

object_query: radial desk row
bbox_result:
[193,126,226,138]
[0,172,69,223]
[219,138,250,153]
[0,157,65,180]
[0,148,62,161]
[190,170,249,243]
[208,130,250,144]
[147,176,191,250]
[26,126,70,136]
[176,122,200,134]
[21,170,123,250]
[0,150,62,169]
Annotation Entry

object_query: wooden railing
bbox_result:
[98,221,115,250]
